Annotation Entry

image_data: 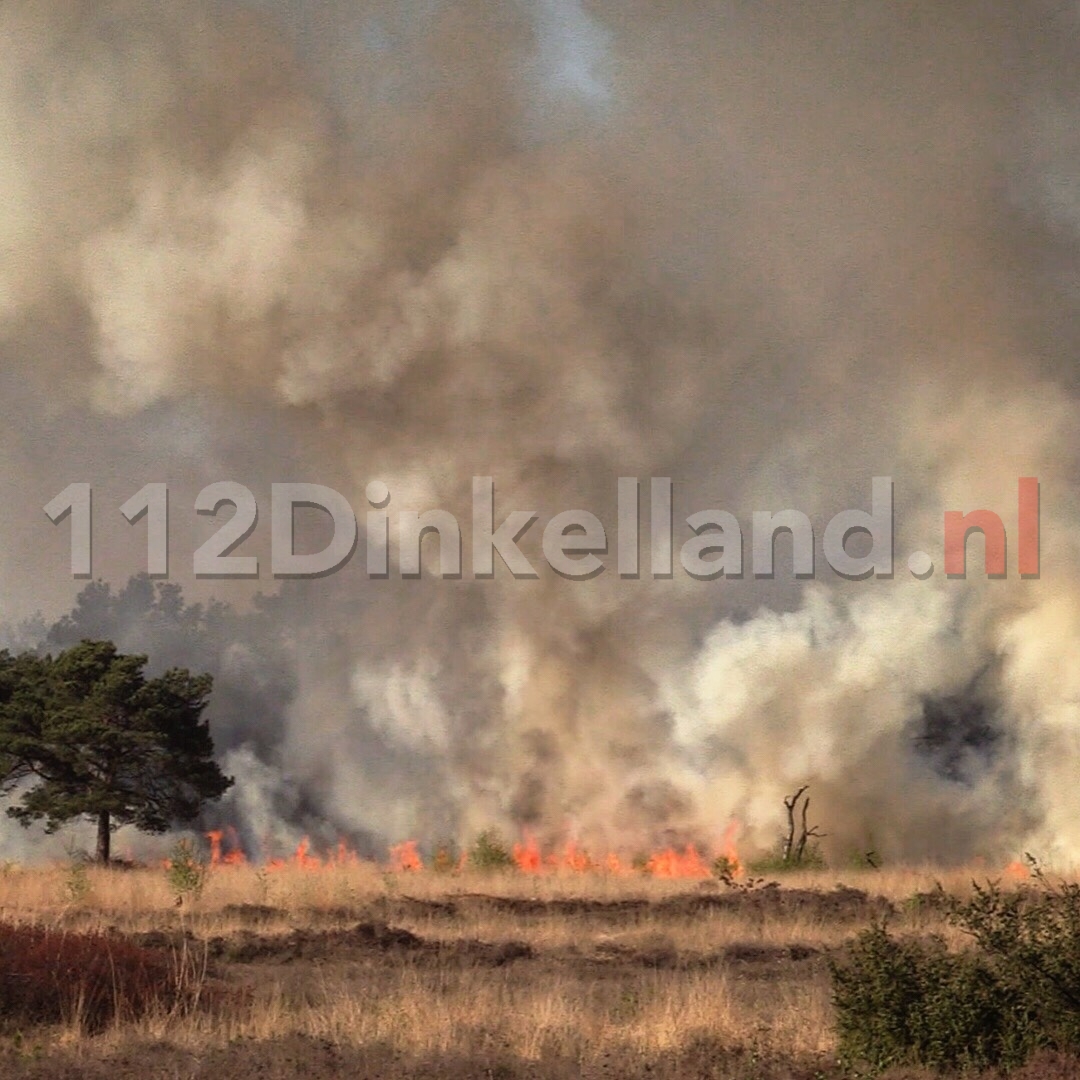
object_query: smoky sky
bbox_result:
[1,0,1079,863]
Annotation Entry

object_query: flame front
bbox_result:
[645,845,711,879]
[198,825,746,878]
[203,831,363,871]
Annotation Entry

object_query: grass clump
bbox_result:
[62,858,92,905]
[431,840,462,873]
[0,923,205,1032]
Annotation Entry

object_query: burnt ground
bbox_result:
[208,881,897,926]
[371,881,895,922]
[122,884,874,978]
[130,883,888,971]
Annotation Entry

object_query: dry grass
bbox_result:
[0,859,1028,927]
[114,964,832,1059]
[0,860,1063,1078]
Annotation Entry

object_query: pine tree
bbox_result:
[0,640,232,863]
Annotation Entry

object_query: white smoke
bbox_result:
[1,0,1079,863]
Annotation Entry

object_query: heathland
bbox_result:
[0,855,1073,1079]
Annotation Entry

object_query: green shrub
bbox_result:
[165,839,208,905]
[468,829,514,871]
[846,848,882,870]
[748,841,827,874]
[831,922,1040,1072]
[831,864,1080,1073]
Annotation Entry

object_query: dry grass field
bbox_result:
[0,860,1073,1079]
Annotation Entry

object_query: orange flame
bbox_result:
[550,839,592,872]
[206,828,247,867]
[206,829,223,867]
[645,844,712,879]
[511,837,618,875]
[605,852,627,874]
[204,831,369,871]
[720,820,744,877]
[389,839,423,872]
[512,833,543,873]
[193,822,745,881]
[505,828,742,879]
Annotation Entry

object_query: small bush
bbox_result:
[748,841,827,874]
[468,829,514,870]
[831,922,1040,1072]
[831,864,1080,1073]
[165,839,208,905]
[711,854,739,879]
[62,859,91,905]
[0,923,205,1032]
[846,848,882,870]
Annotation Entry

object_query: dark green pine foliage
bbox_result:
[0,640,232,863]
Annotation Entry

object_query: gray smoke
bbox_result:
[2,0,1080,864]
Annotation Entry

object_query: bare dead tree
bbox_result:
[782,785,825,866]
[782,786,808,863]
[794,793,825,864]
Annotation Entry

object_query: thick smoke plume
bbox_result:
[2,0,1080,863]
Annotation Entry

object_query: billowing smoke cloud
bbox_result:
[2,0,1080,864]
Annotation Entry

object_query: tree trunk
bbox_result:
[96,810,110,865]
[782,786,807,864]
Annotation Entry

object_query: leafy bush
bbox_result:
[831,864,1080,1073]
[468,829,514,870]
[0,923,206,1031]
[831,922,1040,1072]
